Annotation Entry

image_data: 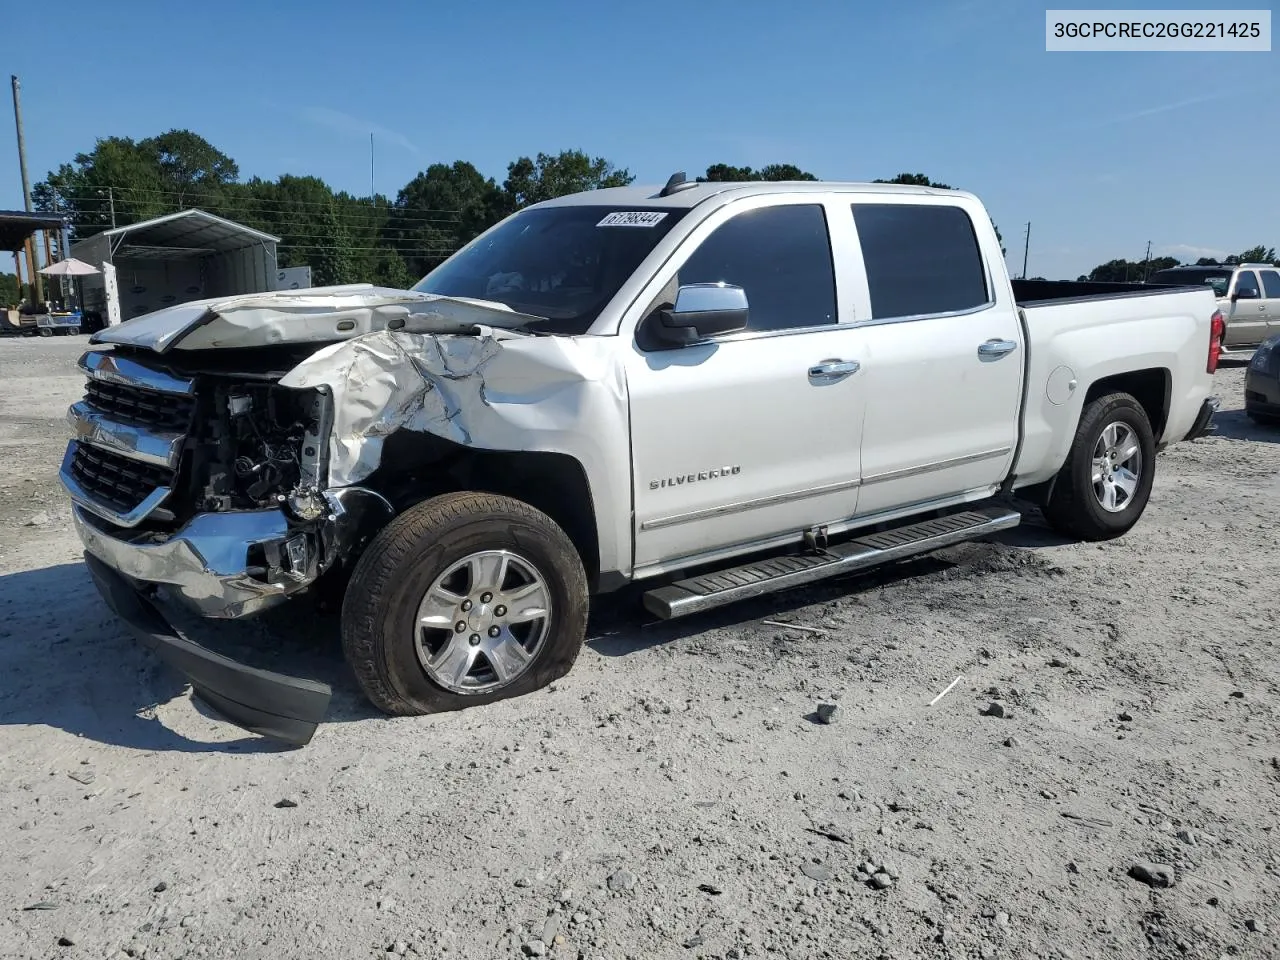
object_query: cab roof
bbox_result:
[534,179,976,211]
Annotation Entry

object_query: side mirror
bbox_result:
[1232,288,1259,301]
[649,283,749,347]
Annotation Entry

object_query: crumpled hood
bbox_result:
[88,283,547,354]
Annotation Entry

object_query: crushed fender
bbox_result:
[279,328,614,487]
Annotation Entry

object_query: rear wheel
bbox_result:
[340,492,589,716]
[38,328,51,338]
[1042,392,1156,541]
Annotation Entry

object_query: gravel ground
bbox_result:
[1,335,1278,960]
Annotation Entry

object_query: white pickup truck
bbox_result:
[61,176,1222,744]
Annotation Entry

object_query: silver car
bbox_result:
[1149,263,1280,355]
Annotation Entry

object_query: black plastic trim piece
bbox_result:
[83,553,332,746]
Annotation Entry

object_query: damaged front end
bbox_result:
[62,284,612,745]
[61,346,394,744]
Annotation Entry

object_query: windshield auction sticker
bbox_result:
[598,211,669,227]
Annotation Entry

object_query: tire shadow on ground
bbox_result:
[0,561,377,753]
[1207,406,1280,445]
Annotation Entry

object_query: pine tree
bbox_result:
[314,203,358,286]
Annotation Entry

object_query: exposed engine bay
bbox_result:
[203,384,308,509]
[186,377,331,521]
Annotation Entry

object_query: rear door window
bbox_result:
[1234,270,1262,297]
[851,204,989,320]
[1259,269,1280,299]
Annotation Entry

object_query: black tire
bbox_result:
[67,326,80,336]
[38,328,51,338]
[1041,392,1156,542]
[340,492,589,716]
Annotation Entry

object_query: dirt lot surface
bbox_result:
[1,335,1278,960]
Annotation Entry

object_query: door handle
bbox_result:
[978,338,1018,360]
[808,359,860,383]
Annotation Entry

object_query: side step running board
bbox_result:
[642,505,1021,620]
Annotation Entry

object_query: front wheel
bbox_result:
[340,492,589,716]
[1041,392,1156,541]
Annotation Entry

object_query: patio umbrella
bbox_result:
[39,258,100,313]
[39,257,99,276]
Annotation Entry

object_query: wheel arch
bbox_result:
[1082,367,1171,441]
[357,431,604,592]
[1018,369,1169,509]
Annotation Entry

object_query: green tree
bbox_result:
[874,173,1006,257]
[1145,256,1180,277]
[1237,245,1277,264]
[388,161,504,276]
[699,163,818,182]
[0,272,19,305]
[374,252,414,289]
[140,130,239,208]
[1080,257,1180,282]
[501,150,634,210]
[33,130,241,237]
[313,204,359,286]
[232,174,348,274]
[700,163,756,182]
[34,136,170,235]
[874,172,953,189]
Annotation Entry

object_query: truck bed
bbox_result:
[1008,278,1217,488]
[1011,278,1198,307]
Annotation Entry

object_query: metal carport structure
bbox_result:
[0,208,69,305]
[70,209,280,327]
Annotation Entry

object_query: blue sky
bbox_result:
[4,0,1276,280]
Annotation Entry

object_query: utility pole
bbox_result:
[1142,240,1152,281]
[1021,222,1031,280]
[54,192,71,303]
[10,76,32,211]
[11,74,43,303]
[108,187,116,229]
[370,132,375,198]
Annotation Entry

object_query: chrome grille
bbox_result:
[62,351,195,528]
[69,444,173,515]
[84,379,195,431]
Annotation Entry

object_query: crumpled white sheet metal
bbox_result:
[281,331,504,485]
[90,284,547,354]
[279,328,625,490]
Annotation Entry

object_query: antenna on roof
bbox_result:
[659,171,697,197]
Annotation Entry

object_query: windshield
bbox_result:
[1148,268,1232,297]
[413,205,688,334]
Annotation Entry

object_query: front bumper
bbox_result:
[67,488,394,745]
[1245,365,1280,418]
[71,505,319,618]
[73,505,332,744]
[82,552,331,746]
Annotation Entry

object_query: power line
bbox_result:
[55,197,463,226]
[62,183,472,216]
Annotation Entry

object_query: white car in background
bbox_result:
[1148,263,1280,355]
